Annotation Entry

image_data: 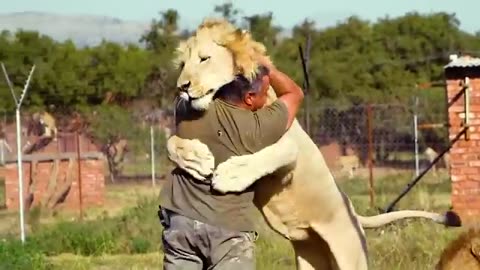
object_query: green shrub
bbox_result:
[19,196,162,257]
[0,239,51,270]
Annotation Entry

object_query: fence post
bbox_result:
[76,131,83,220]
[2,63,35,243]
[413,96,420,177]
[366,104,375,208]
[150,125,156,187]
[0,140,4,165]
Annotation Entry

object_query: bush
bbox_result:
[23,196,162,256]
[29,219,118,256]
[0,239,51,270]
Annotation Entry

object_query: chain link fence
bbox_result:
[303,102,449,181]
[0,99,449,192]
[0,109,172,187]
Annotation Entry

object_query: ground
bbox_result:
[0,169,464,270]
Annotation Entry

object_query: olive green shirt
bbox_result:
[159,99,288,232]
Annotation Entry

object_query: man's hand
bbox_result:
[256,54,274,71]
[256,55,304,130]
[166,135,215,181]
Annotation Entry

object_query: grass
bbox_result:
[120,161,167,177]
[0,170,464,270]
[340,171,461,270]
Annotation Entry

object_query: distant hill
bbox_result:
[0,12,150,47]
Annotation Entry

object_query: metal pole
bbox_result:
[2,63,35,243]
[464,77,470,140]
[76,132,83,220]
[384,127,468,212]
[413,97,420,177]
[15,108,25,242]
[304,34,312,135]
[0,140,4,165]
[150,125,156,187]
[366,104,375,208]
[298,41,311,135]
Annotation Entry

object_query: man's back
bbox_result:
[160,98,287,232]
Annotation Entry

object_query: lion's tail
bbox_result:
[357,210,462,228]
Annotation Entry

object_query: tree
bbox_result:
[243,12,282,51]
[214,1,241,25]
[139,9,179,53]
[139,9,181,108]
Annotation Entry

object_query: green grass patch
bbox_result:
[0,172,463,270]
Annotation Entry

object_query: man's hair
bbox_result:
[215,65,269,103]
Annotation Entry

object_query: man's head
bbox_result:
[215,65,270,111]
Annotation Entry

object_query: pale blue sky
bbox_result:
[2,0,479,33]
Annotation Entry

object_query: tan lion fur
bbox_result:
[436,227,480,270]
[32,111,58,140]
[167,18,461,270]
[174,18,270,81]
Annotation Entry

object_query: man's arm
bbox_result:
[259,56,304,130]
[210,58,303,193]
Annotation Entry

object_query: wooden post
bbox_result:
[76,132,83,220]
[366,104,375,208]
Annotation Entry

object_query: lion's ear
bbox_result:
[471,239,480,261]
[176,40,187,55]
[172,40,187,68]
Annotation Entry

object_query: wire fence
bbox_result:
[303,102,449,181]
[0,111,172,188]
[0,100,449,193]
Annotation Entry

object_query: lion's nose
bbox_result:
[178,81,191,92]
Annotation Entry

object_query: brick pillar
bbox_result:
[445,56,480,222]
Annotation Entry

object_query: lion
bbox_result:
[337,155,360,179]
[436,227,480,270]
[166,18,462,270]
[31,111,58,140]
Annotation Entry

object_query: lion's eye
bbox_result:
[200,56,210,63]
[179,61,185,69]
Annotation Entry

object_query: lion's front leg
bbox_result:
[212,135,298,193]
[166,135,215,181]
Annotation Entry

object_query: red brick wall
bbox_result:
[2,158,105,211]
[446,68,480,221]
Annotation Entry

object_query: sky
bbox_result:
[1,0,479,33]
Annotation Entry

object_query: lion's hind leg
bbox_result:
[291,229,339,270]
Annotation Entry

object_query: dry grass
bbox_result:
[1,170,464,270]
[48,253,163,270]
[0,181,160,238]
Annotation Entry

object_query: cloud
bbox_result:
[0,12,150,47]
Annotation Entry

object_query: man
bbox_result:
[159,57,304,270]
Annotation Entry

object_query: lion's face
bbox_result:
[174,18,268,111]
[176,35,235,110]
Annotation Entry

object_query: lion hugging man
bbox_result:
[161,18,462,270]
[159,39,304,268]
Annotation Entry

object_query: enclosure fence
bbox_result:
[0,101,448,211]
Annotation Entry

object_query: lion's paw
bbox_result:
[211,154,260,193]
[167,137,214,181]
[187,139,215,175]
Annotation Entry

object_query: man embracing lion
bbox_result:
[159,56,304,269]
